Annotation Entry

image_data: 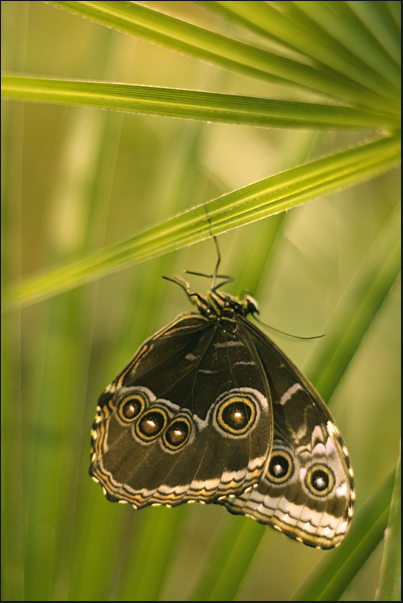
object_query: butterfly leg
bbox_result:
[162,275,207,309]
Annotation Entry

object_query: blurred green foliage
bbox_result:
[2,2,400,600]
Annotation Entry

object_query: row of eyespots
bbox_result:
[116,390,260,451]
[117,392,191,451]
[266,449,335,496]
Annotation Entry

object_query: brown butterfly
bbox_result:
[90,245,354,549]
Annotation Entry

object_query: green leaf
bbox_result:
[199,1,400,93]
[3,75,399,129]
[188,519,264,601]
[375,451,401,601]
[46,1,399,116]
[1,2,400,601]
[2,135,400,312]
[307,205,401,400]
[283,1,401,90]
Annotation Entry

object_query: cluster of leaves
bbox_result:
[1,2,400,601]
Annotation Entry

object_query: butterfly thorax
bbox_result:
[190,288,260,320]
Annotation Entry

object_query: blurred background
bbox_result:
[2,2,400,600]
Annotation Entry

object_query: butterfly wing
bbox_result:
[90,313,273,509]
[222,317,355,549]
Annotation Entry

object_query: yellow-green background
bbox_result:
[2,2,400,601]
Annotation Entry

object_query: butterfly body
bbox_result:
[90,281,354,548]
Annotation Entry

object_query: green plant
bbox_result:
[2,2,400,600]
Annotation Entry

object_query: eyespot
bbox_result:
[135,408,168,441]
[215,392,257,436]
[305,464,335,496]
[266,450,293,484]
[117,392,148,423]
[162,416,192,451]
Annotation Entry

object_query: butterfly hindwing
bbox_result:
[90,313,273,509]
[221,318,354,549]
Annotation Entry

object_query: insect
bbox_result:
[90,239,354,548]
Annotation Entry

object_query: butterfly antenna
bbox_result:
[211,235,221,290]
[201,203,220,290]
[254,314,325,341]
[178,204,231,288]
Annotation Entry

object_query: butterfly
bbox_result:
[90,242,354,549]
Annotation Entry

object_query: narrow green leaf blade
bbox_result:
[375,451,401,601]
[199,1,400,96]
[307,206,401,401]
[2,136,400,312]
[3,74,399,129]
[45,1,399,116]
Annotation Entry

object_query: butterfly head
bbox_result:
[191,287,260,321]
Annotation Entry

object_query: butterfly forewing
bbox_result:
[90,313,273,509]
[221,318,355,549]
